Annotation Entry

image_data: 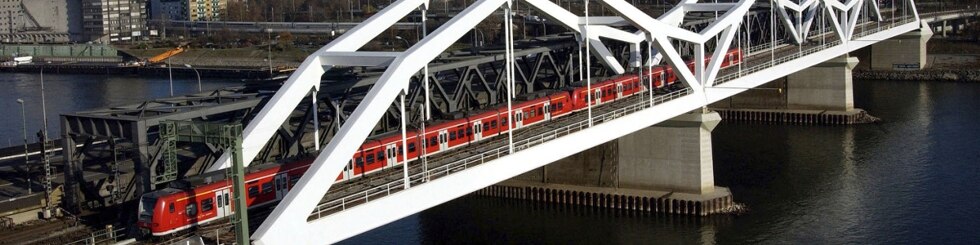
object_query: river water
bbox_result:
[344,80,980,244]
[1,74,978,243]
[0,73,240,146]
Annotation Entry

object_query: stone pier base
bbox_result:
[477,180,734,216]
[715,108,880,125]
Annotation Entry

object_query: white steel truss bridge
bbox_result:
[199,0,927,243]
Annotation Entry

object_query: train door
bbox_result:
[274,173,288,200]
[515,110,524,129]
[438,130,449,151]
[473,121,483,141]
[386,144,399,166]
[659,72,667,88]
[343,160,353,180]
[594,89,602,104]
[215,189,231,218]
[543,101,552,120]
[616,83,624,99]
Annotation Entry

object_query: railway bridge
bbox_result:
[0,0,974,244]
[234,0,934,244]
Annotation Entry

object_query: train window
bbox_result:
[458,129,464,137]
[502,118,508,125]
[355,158,364,167]
[248,186,259,197]
[262,183,274,194]
[185,203,197,217]
[408,143,416,152]
[168,203,174,213]
[429,137,437,147]
[366,154,375,164]
[449,132,457,140]
[490,120,497,128]
[202,199,213,212]
[377,152,384,161]
[397,146,403,155]
[466,127,472,135]
[538,108,543,115]
[483,124,489,131]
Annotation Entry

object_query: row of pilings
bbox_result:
[715,109,880,125]
[476,185,734,217]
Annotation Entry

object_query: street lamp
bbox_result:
[167,56,174,97]
[16,99,29,194]
[394,36,411,49]
[184,64,202,92]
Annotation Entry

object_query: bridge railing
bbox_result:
[309,87,693,220]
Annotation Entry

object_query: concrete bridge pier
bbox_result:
[481,111,735,216]
[786,55,857,112]
[870,21,933,71]
[617,111,721,195]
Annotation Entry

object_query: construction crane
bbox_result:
[146,45,187,64]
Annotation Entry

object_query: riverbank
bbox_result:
[0,63,281,80]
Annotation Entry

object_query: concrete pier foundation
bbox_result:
[483,112,736,216]
[870,21,933,71]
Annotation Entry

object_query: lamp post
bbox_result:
[167,56,174,97]
[184,64,202,92]
[16,99,29,194]
[394,36,411,49]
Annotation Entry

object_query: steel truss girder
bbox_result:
[59,87,265,209]
[243,0,921,244]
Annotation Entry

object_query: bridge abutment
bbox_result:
[870,22,933,70]
[479,111,738,216]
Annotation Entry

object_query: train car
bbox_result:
[138,160,311,236]
[467,109,506,142]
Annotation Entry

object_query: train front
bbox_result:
[136,192,168,236]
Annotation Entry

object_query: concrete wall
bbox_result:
[22,0,69,33]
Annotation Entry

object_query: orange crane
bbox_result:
[147,45,186,64]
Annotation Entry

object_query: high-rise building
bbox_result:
[153,0,225,21]
[81,0,147,43]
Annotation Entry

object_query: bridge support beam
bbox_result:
[870,22,933,70]
[786,55,858,111]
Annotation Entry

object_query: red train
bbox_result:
[137,49,743,236]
